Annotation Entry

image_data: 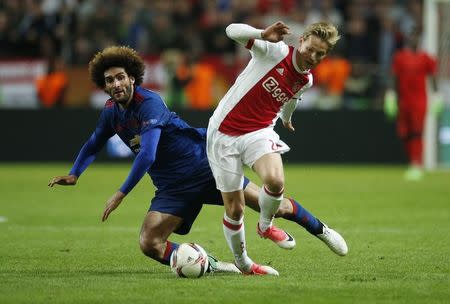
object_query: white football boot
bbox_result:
[207,255,241,274]
[316,223,348,256]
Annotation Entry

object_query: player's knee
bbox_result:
[139,232,163,259]
[264,175,284,194]
[226,203,245,220]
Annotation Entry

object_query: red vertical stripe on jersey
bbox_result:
[246,39,255,49]
[218,46,310,136]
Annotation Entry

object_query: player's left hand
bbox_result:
[102,191,126,222]
[283,120,295,132]
[430,92,444,117]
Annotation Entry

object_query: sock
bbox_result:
[160,240,179,265]
[287,198,323,235]
[223,214,252,270]
[409,135,423,165]
[258,185,284,232]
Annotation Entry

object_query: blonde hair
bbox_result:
[302,22,340,50]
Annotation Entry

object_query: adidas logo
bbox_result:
[276,68,284,75]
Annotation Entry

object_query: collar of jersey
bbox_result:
[292,47,310,74]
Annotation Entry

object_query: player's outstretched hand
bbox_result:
[102,191,126,222]
[283,120,295,132]
[48,175,77,187]
[384,89,398,120]
[430,92,444,117]
[261,21,291,43]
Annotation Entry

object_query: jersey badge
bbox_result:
[129,135,141,153]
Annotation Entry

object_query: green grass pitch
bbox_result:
[0,163,449,303]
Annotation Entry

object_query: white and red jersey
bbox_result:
[209,23,313,136]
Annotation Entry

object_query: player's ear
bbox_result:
[130,76,135,84]
[298,36,303,46]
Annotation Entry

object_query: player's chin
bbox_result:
[113,96,128,104]
[307,62,317,69]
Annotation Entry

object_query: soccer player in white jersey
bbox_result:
[207,21,347,275]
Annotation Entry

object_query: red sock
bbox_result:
[409,137,423,165]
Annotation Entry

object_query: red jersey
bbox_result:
[391,48,437,107]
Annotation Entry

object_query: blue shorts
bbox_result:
[149,176,250,235]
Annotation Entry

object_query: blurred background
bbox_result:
[1,0,449,166]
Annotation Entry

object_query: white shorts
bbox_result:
[206,127,290,192]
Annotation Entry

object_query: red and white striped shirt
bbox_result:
[209,23,313,136]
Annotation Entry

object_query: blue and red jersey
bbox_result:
[69,86,211,194]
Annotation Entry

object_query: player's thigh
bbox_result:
[140,211,183,242]
[252,153,284,182]
[207,129,245,192]
[241,128,289,169]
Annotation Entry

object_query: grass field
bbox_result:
[0,163,449,303]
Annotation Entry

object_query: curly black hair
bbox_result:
[88,46,145,88]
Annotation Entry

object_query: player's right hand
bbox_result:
[102,191,126,222]
[48,175,78,187]
[282,120,295,132]
[261,22,291,43]
[384,90,398,120]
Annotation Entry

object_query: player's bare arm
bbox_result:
[48,175,78,187]
[102,190,126,222]
[282,120,295,132]
[261,22,291,43]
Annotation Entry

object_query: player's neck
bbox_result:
[295,49,308,72]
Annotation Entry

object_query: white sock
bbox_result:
[258,185,284,232]
[222,214,253,270]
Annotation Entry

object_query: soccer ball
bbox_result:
[170,243,209,278]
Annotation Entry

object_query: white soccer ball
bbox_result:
[170,243,209,278]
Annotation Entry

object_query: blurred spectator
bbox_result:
[116,5,147,51]
[161,49,190,109]
[184,53,215,110]
[343,60,375,110]
[0,11,14,57]
[35,56,68,108]
[283,7,308,47]
[375,10,403,106]
[398,0,422,36]
[343,13,374,62]
[314,46,351,110]
[0,0,432,111]
[202,7,235,55]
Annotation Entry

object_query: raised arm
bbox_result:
[226,22,291,46]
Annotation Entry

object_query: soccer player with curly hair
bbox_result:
[49,45,347,275]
